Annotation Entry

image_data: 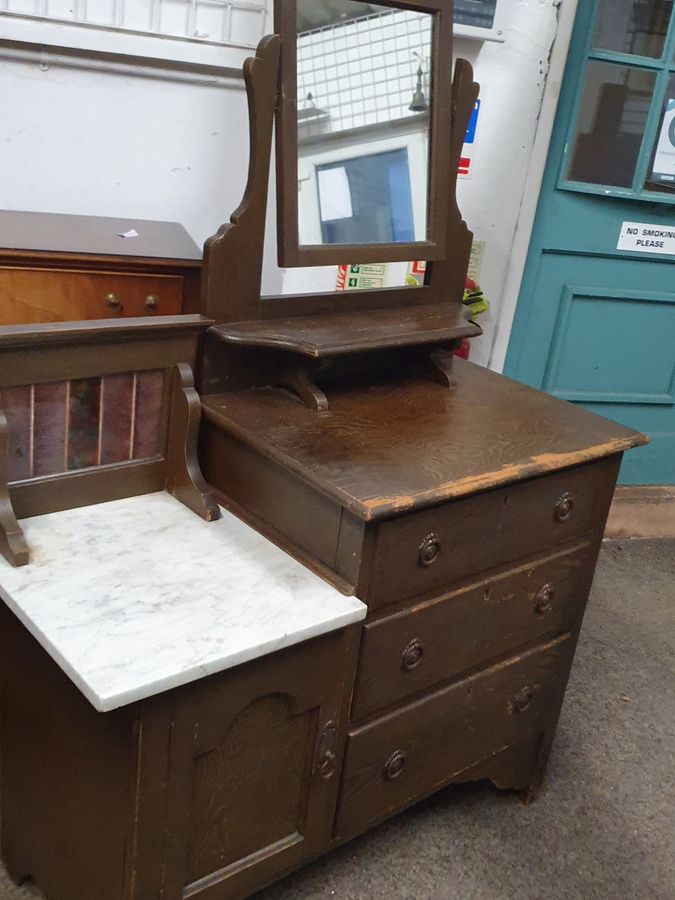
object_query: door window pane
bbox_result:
[593,0,672,59]
[567,61,656,187]
[646,74,675,191]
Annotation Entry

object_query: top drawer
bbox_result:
[365,457,619,609]
[0,267,183,325]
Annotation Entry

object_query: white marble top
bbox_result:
[0,493,366,713]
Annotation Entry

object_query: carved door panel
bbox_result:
[132,628,359,900]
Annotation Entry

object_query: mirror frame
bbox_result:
[275,0,453,268]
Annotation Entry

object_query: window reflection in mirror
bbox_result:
[296,0,432,247]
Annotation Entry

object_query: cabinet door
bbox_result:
[131,628,359,900]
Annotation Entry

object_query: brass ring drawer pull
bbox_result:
[555,492,574,523]
[105,293,121,310]
[384,750,407,781]
[401,637,424,671]
[145,294,159,310]
[317,750,336,780]
[513,686,534,714]
[418,533,441,567]
[534,583,554,614]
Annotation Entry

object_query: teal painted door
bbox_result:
[505,0,675,484]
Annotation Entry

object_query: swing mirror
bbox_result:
[275,0,453,269]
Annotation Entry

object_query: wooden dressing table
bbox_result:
[0,2,646,899]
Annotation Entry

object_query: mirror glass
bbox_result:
[295,0,433,247]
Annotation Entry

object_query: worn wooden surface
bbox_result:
[336,634,575,840]
[201,359,647,521]
[352,540,597,720]
[364,457,619,607]
[212,303,481,358]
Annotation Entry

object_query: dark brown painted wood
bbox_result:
[427,58,481,307]
[201,361,646,522]
[0,604,137,900]
[149,627,361,900]
[335,634,575,840]
[0,410,29,566]
[0,316,216,523]
[352,540,598,720]
[201,36,280,325]
[212,303,481,359]
[166,363,221,522]
[365,457,620,607]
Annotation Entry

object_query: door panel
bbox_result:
[526,254,675,482]
[505,0,675,485]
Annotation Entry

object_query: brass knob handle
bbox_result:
[384,750,407,781]
[105,293,121,310]
[555,492,574,523]
[402,637,424,671]
[513,686,534,714]
[534,583,554,614]
[418,533,441,567]
[145,294,159,310]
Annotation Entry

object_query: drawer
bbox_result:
[365,456,619,608]
[335,634,573,839]
[0,267,183,324]
[352,540,595,720]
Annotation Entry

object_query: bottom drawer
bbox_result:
[335,634,574,839]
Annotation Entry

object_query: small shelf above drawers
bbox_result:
[211,303,482,359]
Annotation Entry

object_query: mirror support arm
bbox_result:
[201,35,281,325]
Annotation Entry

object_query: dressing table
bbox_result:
[0,2,646,899]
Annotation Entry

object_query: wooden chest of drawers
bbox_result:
[0,210,202,325]
[201,359,646,843]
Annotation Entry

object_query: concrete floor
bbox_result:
[1,539,674,900]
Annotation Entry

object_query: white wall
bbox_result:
[453,0,562,366]
[0,1,572,371]
[0,45,251,251]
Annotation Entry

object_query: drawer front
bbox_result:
[336,634,574,839]
[352,540,596,720]
[0,267,183,324]
[366,457,619,608]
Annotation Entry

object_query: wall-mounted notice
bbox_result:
[467,241,485,281]
[617,221,675,256]
[459,99,481,179]
[336,264,386,290]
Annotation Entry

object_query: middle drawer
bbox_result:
[351,540,595,721]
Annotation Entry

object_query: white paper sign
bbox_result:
[617,221,675,256]
[317,167,353,221]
